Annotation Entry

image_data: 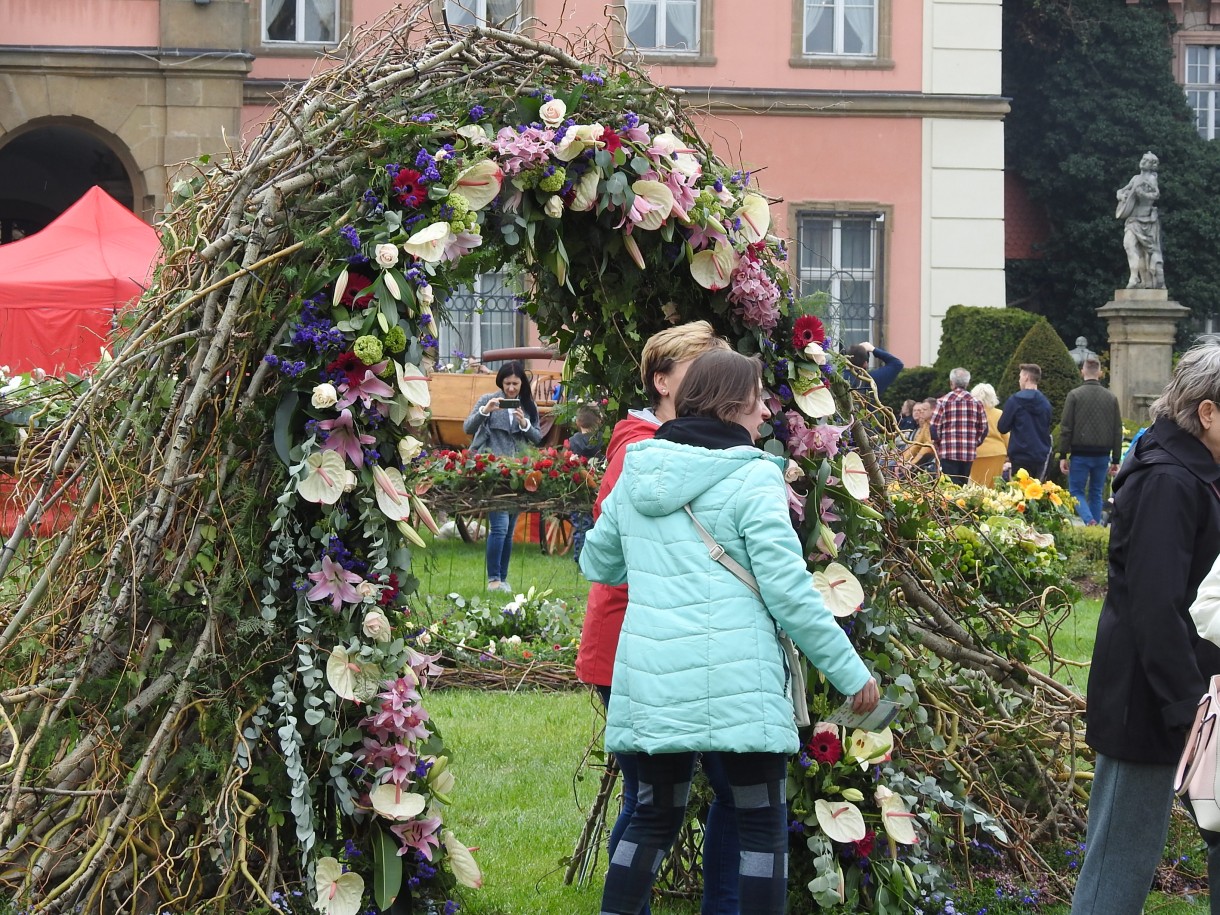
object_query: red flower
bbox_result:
[599,127,623,155]
[339,273,375,309]
[807,728,842,765]
[393,168,425,208]
[327,352,367,386]
[792,315,826,350]
[851,830,876,859]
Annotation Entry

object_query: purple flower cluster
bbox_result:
[469,105,485,120]
[263,354,307,378]
[340,224,360,249]
[289,302,347,354]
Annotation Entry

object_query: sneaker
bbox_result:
[487,580,510,592]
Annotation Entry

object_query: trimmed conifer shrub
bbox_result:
[933,305,1042,388]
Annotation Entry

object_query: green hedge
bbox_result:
[881,365,940,413]
[933,305,1043,389]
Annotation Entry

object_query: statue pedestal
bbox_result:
[1097,288,1189,421]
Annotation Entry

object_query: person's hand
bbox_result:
[1060,459,1069,475]
[486,397,503,412]
[1109,463,1119,476]
[850,678,880,714]
[513,408,527,428]
[860,341,875,354]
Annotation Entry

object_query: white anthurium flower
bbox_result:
[456,124,491,146]
[813,562,865,618]
[539,97,567,127]
[374,243,399,268]
[372,465,412,522]
[875,785,920,845]
[404,222,450,263]
[732,193,771,244]
[315,856,364,915]
[813,798,867,843]
[333,269,350,306]
[689,242,739,291]
[451,159,504,211]
[369,783,427,821]
[793,379,836,419]
[803,341,829,365]
[325,646,383,703]
[442,830,484,888]
[555,123,604,161]
[630,180,675,231]
[571,168,600,212]
[840,452,871,501]
[846,727,894,769]
[395,361,431,407]
[297,451,347,505]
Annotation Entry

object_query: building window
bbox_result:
[802,0,875,57]
[625,0,700,53]
[436,273,526,366]
[263,0,338,44]
[1186,45,1219,140]
[796,212,884,347]
[443,0,522,29]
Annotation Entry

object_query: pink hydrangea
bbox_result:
[728,257,781,331]
[491,126,555,176]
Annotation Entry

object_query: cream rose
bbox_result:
[544,195,564,219]
[374,243,399,268]
[343,471,358,493]
[357,581,379,601]
[539,98,567,128]
[398,436,425,463]
[311,382,339,409]
[418,284,434,308]
[362,608,393,643]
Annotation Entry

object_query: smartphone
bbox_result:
[498,398,521,408]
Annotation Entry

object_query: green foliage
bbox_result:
[880,365,940,412]
[1004,0,1220,344]
[998,319,1083,425]
[1058,524,1111,583]
[932,305,1043,389]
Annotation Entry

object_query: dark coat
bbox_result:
[1085,417,1220,763]
[998,388,1053,467]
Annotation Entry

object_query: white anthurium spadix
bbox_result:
[813,797,867,843]
[689,242,739,291]
[372,465,411,521]
[325,646,383,703]
[442,829,484,888]
[450,158,503,210]
[297,450,347,505]
[813,562,865,618]
[395,361,431,407]
[369,783,427,821]
[841,452,871,500]
[733,193,771,244]
[403,222,450,263]
[793,378,836,419]
[315,856,364,915]
[875,785,920,845]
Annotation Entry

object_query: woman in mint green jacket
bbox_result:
[580,349,877,915]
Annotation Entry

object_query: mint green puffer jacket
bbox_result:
[579,438,871,756]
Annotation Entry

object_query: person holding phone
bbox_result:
[464,360,543,591]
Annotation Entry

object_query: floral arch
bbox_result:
[0,4,1086,914]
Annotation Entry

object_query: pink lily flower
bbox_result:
[443,230,483,262]
[318,409,376,468]
[787,483,807,521]
[336,362,395,409]
[685,220,729,252]
[306,555,365,611]
[391,816,443,860]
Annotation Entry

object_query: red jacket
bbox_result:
[575,410,660,686]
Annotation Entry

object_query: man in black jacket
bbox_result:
[1072,345,1220,915]
[1057,357,1123,526]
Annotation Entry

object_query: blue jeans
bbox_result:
[597,687,741,914]
[1068,454,1110,525]
[485,511,518,582]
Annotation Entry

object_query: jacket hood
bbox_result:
[1115,416,1220,494]
[621,438,785,517]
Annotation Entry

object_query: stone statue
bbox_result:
[1069,336,1096,367]
[1115,151,1165,289]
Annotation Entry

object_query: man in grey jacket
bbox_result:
[1057,356,1123,525]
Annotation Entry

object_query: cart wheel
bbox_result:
[455,514,479,543]
[543,514,572,556]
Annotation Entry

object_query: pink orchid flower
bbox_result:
[787,483,807,521]
[306,555,365,611]
[443,230,483,262]
[336,363,395,410]
[391,815,443,860]
[809,422,852,459]
[318,409,376,468]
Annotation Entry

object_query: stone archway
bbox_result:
[0,118,144,241]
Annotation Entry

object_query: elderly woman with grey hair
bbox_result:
[969,382,1009,486]
[1072,345,1220,915]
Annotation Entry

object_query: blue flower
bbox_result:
[340,224,361,249]
[582,72,604,85]
[469,105,485,120]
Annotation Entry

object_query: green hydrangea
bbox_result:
[447,194,471,222]
[353,335,384,365]
[538,167,567,193]
[383,325,407,354]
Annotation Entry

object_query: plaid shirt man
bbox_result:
[930,387,988,463]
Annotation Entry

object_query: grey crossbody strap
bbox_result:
[682,504,810,727]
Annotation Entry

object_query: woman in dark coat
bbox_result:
[1072,345,1220,915]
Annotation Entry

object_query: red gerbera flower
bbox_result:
[807,727,843,765]
[393,168,425,208]
[792,315,826,350]
[599,127,623,155]
[339,273,375,309]
[326,352,367,387]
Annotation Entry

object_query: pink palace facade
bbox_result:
[0,0,1008,366]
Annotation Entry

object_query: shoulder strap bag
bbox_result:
[1174,674,1220,832]
[682,504,810,727]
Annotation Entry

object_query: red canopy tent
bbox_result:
[0,186,160,376]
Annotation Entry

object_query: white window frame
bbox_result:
[1186,45,1219,141]
[262,0,339,45]
[436,273,527,367]
[442,0,522,29]
[624,0,701,54]
[802,0,876,58]
[796,211,884,347]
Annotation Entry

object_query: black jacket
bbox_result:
[1085,417,1220,763]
